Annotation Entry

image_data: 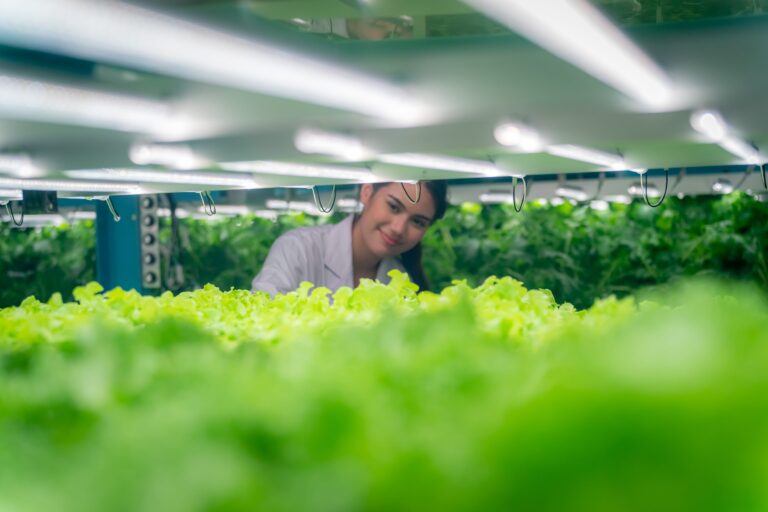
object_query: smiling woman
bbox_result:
[251,181,448,296]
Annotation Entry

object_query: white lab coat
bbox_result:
[251,214,406,296]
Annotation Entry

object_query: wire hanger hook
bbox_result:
[5,200,23,227]
[641,168,669,208]
[512,176,527,213]
[400,181,421,204]
[312,185,336,214]
[200,191,216,216]
[104,196,120,222]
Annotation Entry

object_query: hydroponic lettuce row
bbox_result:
[2,272,768,511]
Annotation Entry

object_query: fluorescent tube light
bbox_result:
[0,0,427,123]
[555,185,590,201]
[197,205,251,216]
[494,122,544,152]
[222,161,377,182]
[265,199,289,209]
[0,188,22,200]
[379,153,511,177]
[0,73,176,134]
[690,110,727,141]
[0,177,141,193]
[604,194,632,204]
[294,128,372,161]
[0,153,43,178]
[157,207,191,219]
[66,211,97,221]
[589,199,609,211]
[479,192,515,204]
[130,144,210,170]
[627,182,659,198]
[265,199,328,215]
[64,169,261,188]
[546,144,626,170]
[711,178,734,194]
[461,0,676,109]
[690,110,762,164]
[336,198,362,212]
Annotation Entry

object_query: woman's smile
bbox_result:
[379,228,400,247]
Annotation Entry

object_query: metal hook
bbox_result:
[594,172,606,199]
[312,185,336,214]
[641,168,669,208]
[400,181,421,204]
[512,176,527,213]
[200,191,216,216]
[104,196,121,222]
[6,200,23,227]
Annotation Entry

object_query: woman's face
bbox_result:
[357,183,436,259]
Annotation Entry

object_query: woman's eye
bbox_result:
[388,202,399,212]
[412,219,427,229]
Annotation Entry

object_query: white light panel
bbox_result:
[0,177,142,193]
[0,0,427,123]
[547,144,627,170]
[461,0,676,109]
[64,169,261,188]
[379,153,513,177]
[221,161,378,182]
[0,73,175,134]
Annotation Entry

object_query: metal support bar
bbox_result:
[96,195,147,292]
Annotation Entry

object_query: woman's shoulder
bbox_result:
[271,222,339,257]
[276,222,336,244]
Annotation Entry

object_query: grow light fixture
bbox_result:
[130,144,210,170]
[589,199,609,211]
[479,192,515,204]
[690,110,762,164]
[711,178,734,194]
[0,0,426,123]
[0,188,22,200]
[222,161,378,182]
[66,211,97,221]
[461,0,676,109]
[197,205,251,216]
[337,198,362,212]
[379,153,510,177]
[0,73,175,134]
[547,145,626,170]
[64,169,261,188]
[603,194,632,204]
[0,177,142,193]
[265,199,327,215]
[157,207,191,219]
[294,128,372,161]
[0,152,45,178]
[494,122,544,152]
[555,185,590,202]
[627,182,659,198]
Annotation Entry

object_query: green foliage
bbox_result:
[422,194,768,308]
[0,221,96,308]
[3,194,766,311]
[162,212,341,292]
[2,274,768,511]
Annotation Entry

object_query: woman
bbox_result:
[251,181,448,296]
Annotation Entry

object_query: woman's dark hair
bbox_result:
[370,181,448,292]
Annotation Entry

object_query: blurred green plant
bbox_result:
[0,220,95,308]
[2,273,768,511]
[422,193,768,308]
